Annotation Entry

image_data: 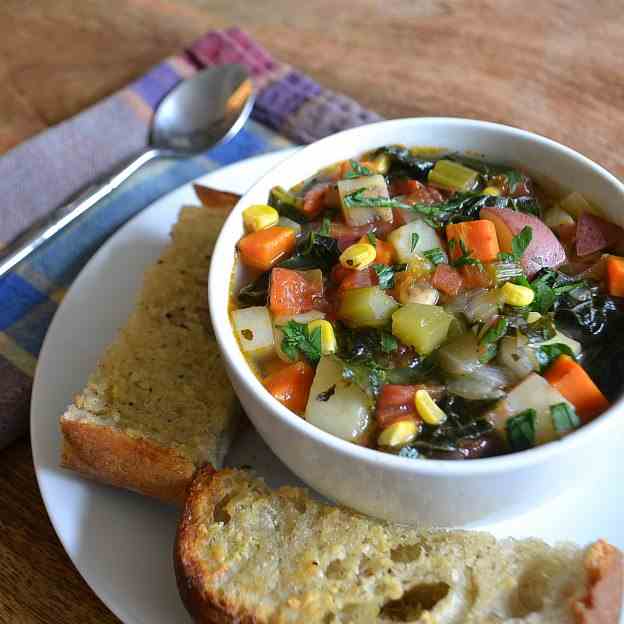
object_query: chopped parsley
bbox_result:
[450,239,482,268]
[281,321,322,363]
[504,169,524,193]
[506,409,536,451]
[410,232,420,253]
[535,342,575,372]
[480,317,509,346]
[423,248,446,265]
[319,216,331,236]
[522,269,587,314]
[343,188,408,211]
[550,403,580,434]
[380,332,398,353]
[497,226,532,263]
[346,160,374,178]
[372,264,395,289]
[372,263,406,289]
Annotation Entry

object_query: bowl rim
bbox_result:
[209,116,624,477]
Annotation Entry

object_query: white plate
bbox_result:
[32,150,624,624]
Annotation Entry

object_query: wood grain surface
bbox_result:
[1,1,622,622]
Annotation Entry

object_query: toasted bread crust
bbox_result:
[572,539,623,624]
[60,417,196,505]
[193,184,241,208]
[175,467,259,624]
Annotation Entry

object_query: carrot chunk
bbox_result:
[606,255,624,297]
[263,361,314,414]
[238,226,296,272]
[446,220,500,262]
[358,235,395,265]
[543,355,609,422]
[432,264,464,296]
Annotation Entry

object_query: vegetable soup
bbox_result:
[230,146,622,460]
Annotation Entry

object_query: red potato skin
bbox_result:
[480,206,567,277]
[576,212,624,257]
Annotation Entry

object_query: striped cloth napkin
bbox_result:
[0,28,380,450]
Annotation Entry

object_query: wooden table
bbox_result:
[1,1,622,621]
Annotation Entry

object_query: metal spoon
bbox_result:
[0,64,254,278]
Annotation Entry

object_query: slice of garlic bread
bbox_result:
[176,467,622,624]
[60,187,240,504]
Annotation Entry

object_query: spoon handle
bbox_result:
[0,148,163,279]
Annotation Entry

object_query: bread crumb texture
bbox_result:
[176,469,607,624]
[61,202,238,468]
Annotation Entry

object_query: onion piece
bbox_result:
[497,335,539,381]
[437,332,483,377]
[445,364,514,401]
[464,289,502,324]
[445,375,506,401]
[444,288,502,324]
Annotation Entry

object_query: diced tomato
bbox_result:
[392,207,408,227]
[390,178,446,205]
[432,264,464,296]
[302,183,330,218]
[338,267,378,292]
[376,384,419,429]
[269,268,323,316]
[330,264,350,285]
[390,178,423,197]
[460,264,493,289]
[376,383,445,429]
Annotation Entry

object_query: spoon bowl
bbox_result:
[151,64,254,153]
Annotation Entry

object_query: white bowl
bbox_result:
[209,118,624,526]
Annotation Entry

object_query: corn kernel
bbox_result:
[307,320,337,355]
[482,186,501,196]
[414,389,447,425]
[527,311,542,323]
[501,282,535,307]
[339,243,376,271]
[377,419,418,447]
[243,204,279,232]
[372,153,391,175]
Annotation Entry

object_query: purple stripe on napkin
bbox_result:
[133,62,185,110]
